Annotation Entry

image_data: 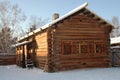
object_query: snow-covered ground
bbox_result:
[0,65,120,80]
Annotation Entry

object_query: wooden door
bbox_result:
[27,44,33,59]
[111,51,120,67]
[27,43,37,67]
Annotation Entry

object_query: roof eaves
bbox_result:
[85,8,114,28]
[18,24,50,41]
[13,40,32,47]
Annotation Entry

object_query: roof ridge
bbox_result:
[18,2,88,41]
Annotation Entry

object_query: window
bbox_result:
[62,41,107,55]
[96,44,102,53]
[63,43,72,55]
[95,44,106,53]
[62,42,78,55]
[81,45,89,53]
[79,42,95,55]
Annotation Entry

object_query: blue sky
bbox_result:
[9,0,119,22]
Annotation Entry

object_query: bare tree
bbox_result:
[110,16,120,38]
[0,1,26,54]
[0,27,16,54]
[0,1,26,37]
[28,16,49,32]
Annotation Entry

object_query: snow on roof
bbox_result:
[13,40,32,47]
[18,2,114,41]
[111,37,120,45]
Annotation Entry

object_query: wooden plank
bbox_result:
[58,24,98,28]
[57,27,102,31]
[36,39,47,43]
[36,52,48,56]
[35,32,47,38]
[55,35,107,39]
[65,19,98,23]
[0,55,16,65]
[56,30,104,34]
[57,54,109,59]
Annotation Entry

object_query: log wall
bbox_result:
[0,55,16,65]
[35,31,48,69]
[52,14,111,71]
[16,31,49,70]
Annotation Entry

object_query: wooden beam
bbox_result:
[100,22,107,25]
[83,10,91,15]
[78,8,87,15]
[87,13,95,18]
[93,17,108,26]
[80,8,86,12]
[95,18,101,21]
[52,24,58,29]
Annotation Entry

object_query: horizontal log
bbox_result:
[37,60,46,64]
[55,35,107,39]
[65,19,97,23]
[57,27,103,31]
[58,58,109,64]
[57,23,99,28]
[56,29,105,35]
[36,52,48,56]
[57,54,109,59]
[35,36,47,40]
[58,62,109,70]
[35,32,47,38]
[37,44,48,48]
[36,39,47,43]
[55,32,105,36]
[37,47,48,50]
[63,21,97,26]
[37,49,48,52]
[58,23,98,28]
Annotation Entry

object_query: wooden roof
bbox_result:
[18,2,114,41]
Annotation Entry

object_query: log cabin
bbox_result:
[15,2,114,72]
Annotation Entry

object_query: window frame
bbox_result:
[62,41,78,55]
[95,43,106,54]
[62,42,72,55]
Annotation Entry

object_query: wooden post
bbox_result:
[16,47,18,66]
[44,27,54,72]
[22,45,26,68]
[24,45,27,67]
[17,46,21,66]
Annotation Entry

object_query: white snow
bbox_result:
[0,65,120,80]
[111,37,120,45]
